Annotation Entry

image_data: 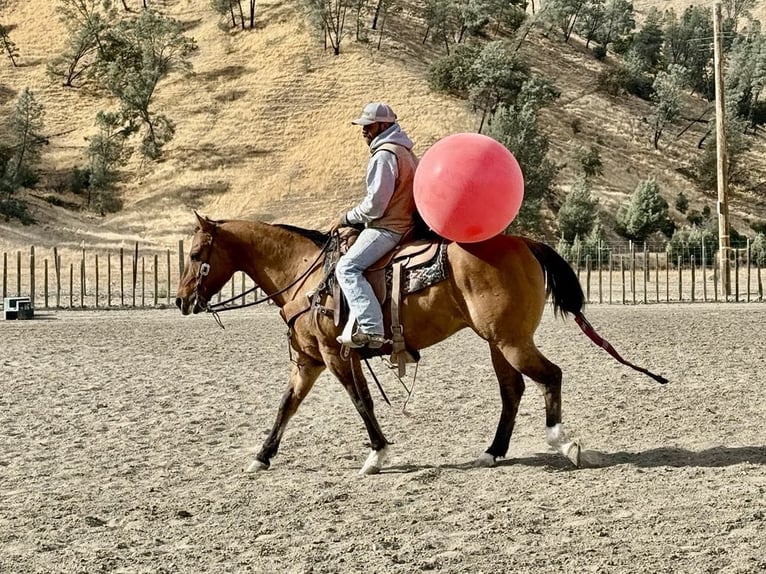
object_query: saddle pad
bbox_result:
[388,241,450,295]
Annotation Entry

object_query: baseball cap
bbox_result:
[351,102,397,126]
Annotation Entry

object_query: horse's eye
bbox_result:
[190,252,200,262]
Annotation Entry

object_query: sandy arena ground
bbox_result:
[1,304,764,573]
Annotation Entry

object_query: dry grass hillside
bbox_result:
[0,0,765,254]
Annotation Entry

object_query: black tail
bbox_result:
[522,238,584,317]
[523,238,668,385]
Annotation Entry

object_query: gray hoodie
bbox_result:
[346,124,415,228]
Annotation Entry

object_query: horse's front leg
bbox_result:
[247,354,324,472]
[324,352,390,475]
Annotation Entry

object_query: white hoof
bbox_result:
[563,440,582,467]
[245,459,269,473]
[546,423,585,468]
[359,446,388,475]
[474,452,497,467]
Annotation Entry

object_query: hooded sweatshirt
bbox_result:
[345,124,418,235]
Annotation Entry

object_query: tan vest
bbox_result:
[372,143,418,235]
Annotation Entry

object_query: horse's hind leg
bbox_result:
[477,345,526,467]
[247,353,325,472]
[499,343,583,467]
[324,353,390,475]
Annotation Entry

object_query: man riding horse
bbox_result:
[331,102,418,349]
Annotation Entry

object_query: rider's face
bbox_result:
[362,122,383,146]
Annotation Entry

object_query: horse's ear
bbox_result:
[194,210,214,233]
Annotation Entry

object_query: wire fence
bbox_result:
[564,240,764,304]
[1,239,763,312]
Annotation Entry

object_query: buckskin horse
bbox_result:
[175,213,666,475]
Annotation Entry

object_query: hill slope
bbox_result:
[0,0,764,253]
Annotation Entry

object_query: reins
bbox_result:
[202,232,336,327]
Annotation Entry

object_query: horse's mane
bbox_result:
[274,223,330,247]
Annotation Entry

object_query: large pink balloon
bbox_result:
[414,133,524,243]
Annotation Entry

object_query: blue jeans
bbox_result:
[335,227,402,336]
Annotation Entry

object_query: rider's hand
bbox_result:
[329,211,348,233]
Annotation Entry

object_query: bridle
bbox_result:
[189,228,336,327]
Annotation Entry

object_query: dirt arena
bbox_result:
[1,304,764,573]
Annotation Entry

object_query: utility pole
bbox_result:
[713,1,731,298]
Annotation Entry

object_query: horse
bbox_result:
[175,212,666,475]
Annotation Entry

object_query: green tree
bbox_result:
[0,22,18,67]
[488,78,560,230]
[558,176,598,242]
[47,0,114,87]
[694,113,751,188]
[575,145,603,178]
[723,0,756,34]
[616,178,673,241]
[0,88,45,223]
[421,0,456,52]
[94,9,196,159]
[596,0,634,49]
[5,88,45,189]
[468,41,529,131]
[674,191,689,213]
[302,0,352,55]
[575,0,606,49]
[662,6,714,98]
[650,64,685,149]
[666,225,717,265]
[87,111,131,213]
[750,232,766,266]
[726,23,766,131]
[632,7,664,70]
[428,43,480,96]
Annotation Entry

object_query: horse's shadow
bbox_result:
[383,445,766,474]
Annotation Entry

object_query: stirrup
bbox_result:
[337,331,386,349]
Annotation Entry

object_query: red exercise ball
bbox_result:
[414,133,524,243]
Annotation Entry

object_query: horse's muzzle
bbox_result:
[176,295,205,315]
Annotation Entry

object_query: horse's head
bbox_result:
[176,212,235,315]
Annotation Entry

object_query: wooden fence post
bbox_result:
[621,257,626,304]
[642,242,647,304]
[69,263,74,308]
[585,255,591,303]
[665,251,670,303]
[734,249,740,302]
[597,241,603,304]
[691,255,696,302]
[746,238,751,303]
[655,252,659,303]
[702,242,707,302]
[132,243,138,308]
[154,253,159,307]
[44,259,49,309]
[30,246,35,308]
[107,253,112,307]
[166,249,171,305]
[54,247,60,308]
[80,251,86,308]
[2,252,6,300]
[16,250,21,296]
[713,251,719,302]
[608,252,613,304]
[141,256,145,307]
[630,242,636,304]
[178,240,184,278]
[120,248,125,307]
[95,254,100,308]
[677,256,682,302]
